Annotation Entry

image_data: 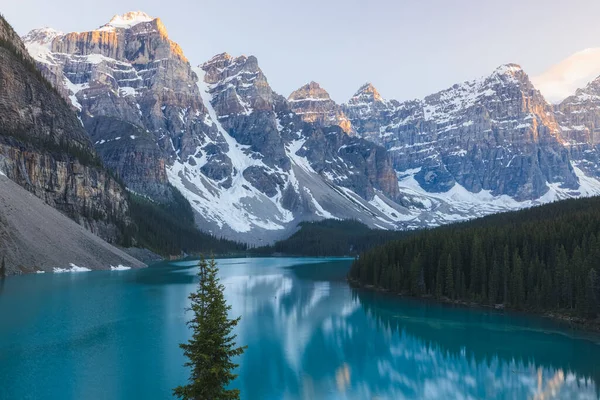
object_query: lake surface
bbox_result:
[1,257,599,399]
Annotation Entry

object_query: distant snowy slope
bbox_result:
[532,48,600,104]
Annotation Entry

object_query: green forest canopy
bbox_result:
[253,219,409,257]
[349,196,600,318]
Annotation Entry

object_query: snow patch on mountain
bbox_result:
[98,12,154,31]
[394,163,600,229]
[22,27,62,64]
[166,68,294,233]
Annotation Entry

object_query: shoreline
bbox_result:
[347,277,600,335]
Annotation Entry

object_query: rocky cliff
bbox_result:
[23,12,210,202]
[23,14,408,243]
[22,11,600,243]
[556,76,600,178]
[0,15,130,242]
[344,65,580,201]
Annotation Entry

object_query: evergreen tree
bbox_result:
[470,237,483,298]
[435,260,443,299]
[174,257,246,400]
[502,246,510,305]
[488,257,500,305]
[555,246,568,307]
[409,253,424,296]
[445,254,454,299]
[511,251,525,308]
[584,269,599,318]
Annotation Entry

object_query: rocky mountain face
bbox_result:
[23,14,408,243]
[21,11,600,243]
[343,83,396,136]
[23,12,208,202]
[288,82,352,133]
[0,16,130,243]
[344,65,580,201]
[555,77,600,178]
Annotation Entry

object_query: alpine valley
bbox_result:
[5,10,600,252]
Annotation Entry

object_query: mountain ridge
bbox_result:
[21,12,412,244]
[19,11,600,243]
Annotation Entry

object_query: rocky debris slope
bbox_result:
[0,173,144,275]
[0,15,130,243]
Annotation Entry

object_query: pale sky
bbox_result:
[3,0,600,103]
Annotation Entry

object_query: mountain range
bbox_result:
[5,10,600,250]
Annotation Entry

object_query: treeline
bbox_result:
[0,128,102,168]
[126,187,247,257]
[254,219,409,257]
[349,196,600,318]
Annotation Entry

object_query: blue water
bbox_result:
[1,257,599,399]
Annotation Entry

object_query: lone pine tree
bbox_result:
[174,257,246,400]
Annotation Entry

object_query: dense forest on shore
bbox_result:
[253,219,409,257]
[349,196,600,319]
[126,188,247,256]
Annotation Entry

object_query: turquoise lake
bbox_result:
[1,257,599,399]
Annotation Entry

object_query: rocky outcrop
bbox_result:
[0,15,130,242]
[343,83,397,138]
[23,12,213,202]
[199,53,401,203]
[345,65,579,201]
[288,82,352,133]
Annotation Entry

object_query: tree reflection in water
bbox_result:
[224,260,600,399]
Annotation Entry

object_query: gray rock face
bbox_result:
[201,53,291,170]
[23,13,215,202]
[344,65,578,201]
[556,77,600,177]
[343,83,396,135]
[0,16,130,243]
[24,12,600,244]
[288,82,352,133]
[23,15,406,243]
[199,53,400,203]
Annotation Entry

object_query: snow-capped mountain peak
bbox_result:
[288,82,332,102]
[20,11,600,245]
[493,63,523,75]
[288,82,352,132]
[98,11,154,31]
[351,83,384,103]
[22,27,63,64]
[22,27,63,44]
